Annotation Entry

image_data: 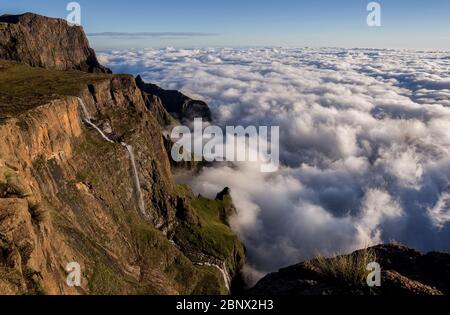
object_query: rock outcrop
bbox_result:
[215,187,237,226]
[136,75,212,123]
[0,13,111,73]
[135,75,213,171]
[248,244,449,295]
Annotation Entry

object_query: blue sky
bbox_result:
[2,0,450,49]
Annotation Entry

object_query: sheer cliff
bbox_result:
[0,13,110,73]
[0,14,244,295]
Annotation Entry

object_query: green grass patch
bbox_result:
[174,195,245,274]
[88,261,126,295]
[0,60,113,123]
[132,223,198,293]
[192,265,228,295]
[309,248,376,287]
[131,223,230,295]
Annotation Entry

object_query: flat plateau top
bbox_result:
[0,60,114,124]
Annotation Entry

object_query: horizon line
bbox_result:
[87,32,221,37]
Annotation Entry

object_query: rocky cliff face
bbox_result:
[0,13,111,73]
[0,13,243,295]
[249,244,450,295]
[136,75,212,123]
[0,61,244,295]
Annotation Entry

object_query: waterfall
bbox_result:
[169,237,231,292]
[77,98,114,144]
[77,97,146,216]
[77,97,92,120]
[121,142,146,216]
[197,262,231,293]
[217,263,231,293]
[77,97,230,291]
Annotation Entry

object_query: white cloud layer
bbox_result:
[99,47,450,281]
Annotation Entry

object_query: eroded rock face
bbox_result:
[215,187,237,226]
[77,76,178,229]
[136,75,212,123]
[134,75,214,172]
[248,244,449,295]
[0,13,111,73]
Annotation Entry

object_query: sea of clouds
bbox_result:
[99,47,450,282]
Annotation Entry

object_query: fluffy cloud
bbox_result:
[100,47,450,282]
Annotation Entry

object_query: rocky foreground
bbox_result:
[249,244,449,295]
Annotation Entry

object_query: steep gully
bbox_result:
[197,262,231,293]
[77,97,146,218]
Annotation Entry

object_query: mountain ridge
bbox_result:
[0,12,111,73]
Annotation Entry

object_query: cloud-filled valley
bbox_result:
[99,47,450,282]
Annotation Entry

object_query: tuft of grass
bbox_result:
[28,202,49,223]
[88,261,126,295]
[192,265,228,295]
[309,248,376,287]
[23,268,46,295]
[0,167,31,198]
[132,223,198,294]
[0,267,23,289]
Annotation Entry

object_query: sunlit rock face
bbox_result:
[0,13,243,295]
[0,13,111,73]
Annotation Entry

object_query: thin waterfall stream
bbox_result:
[77,97,146,216]
[121,142,146,214]
[196,262,231,293]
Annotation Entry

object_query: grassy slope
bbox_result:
[0,60,114,123]
[174,186,245,277]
